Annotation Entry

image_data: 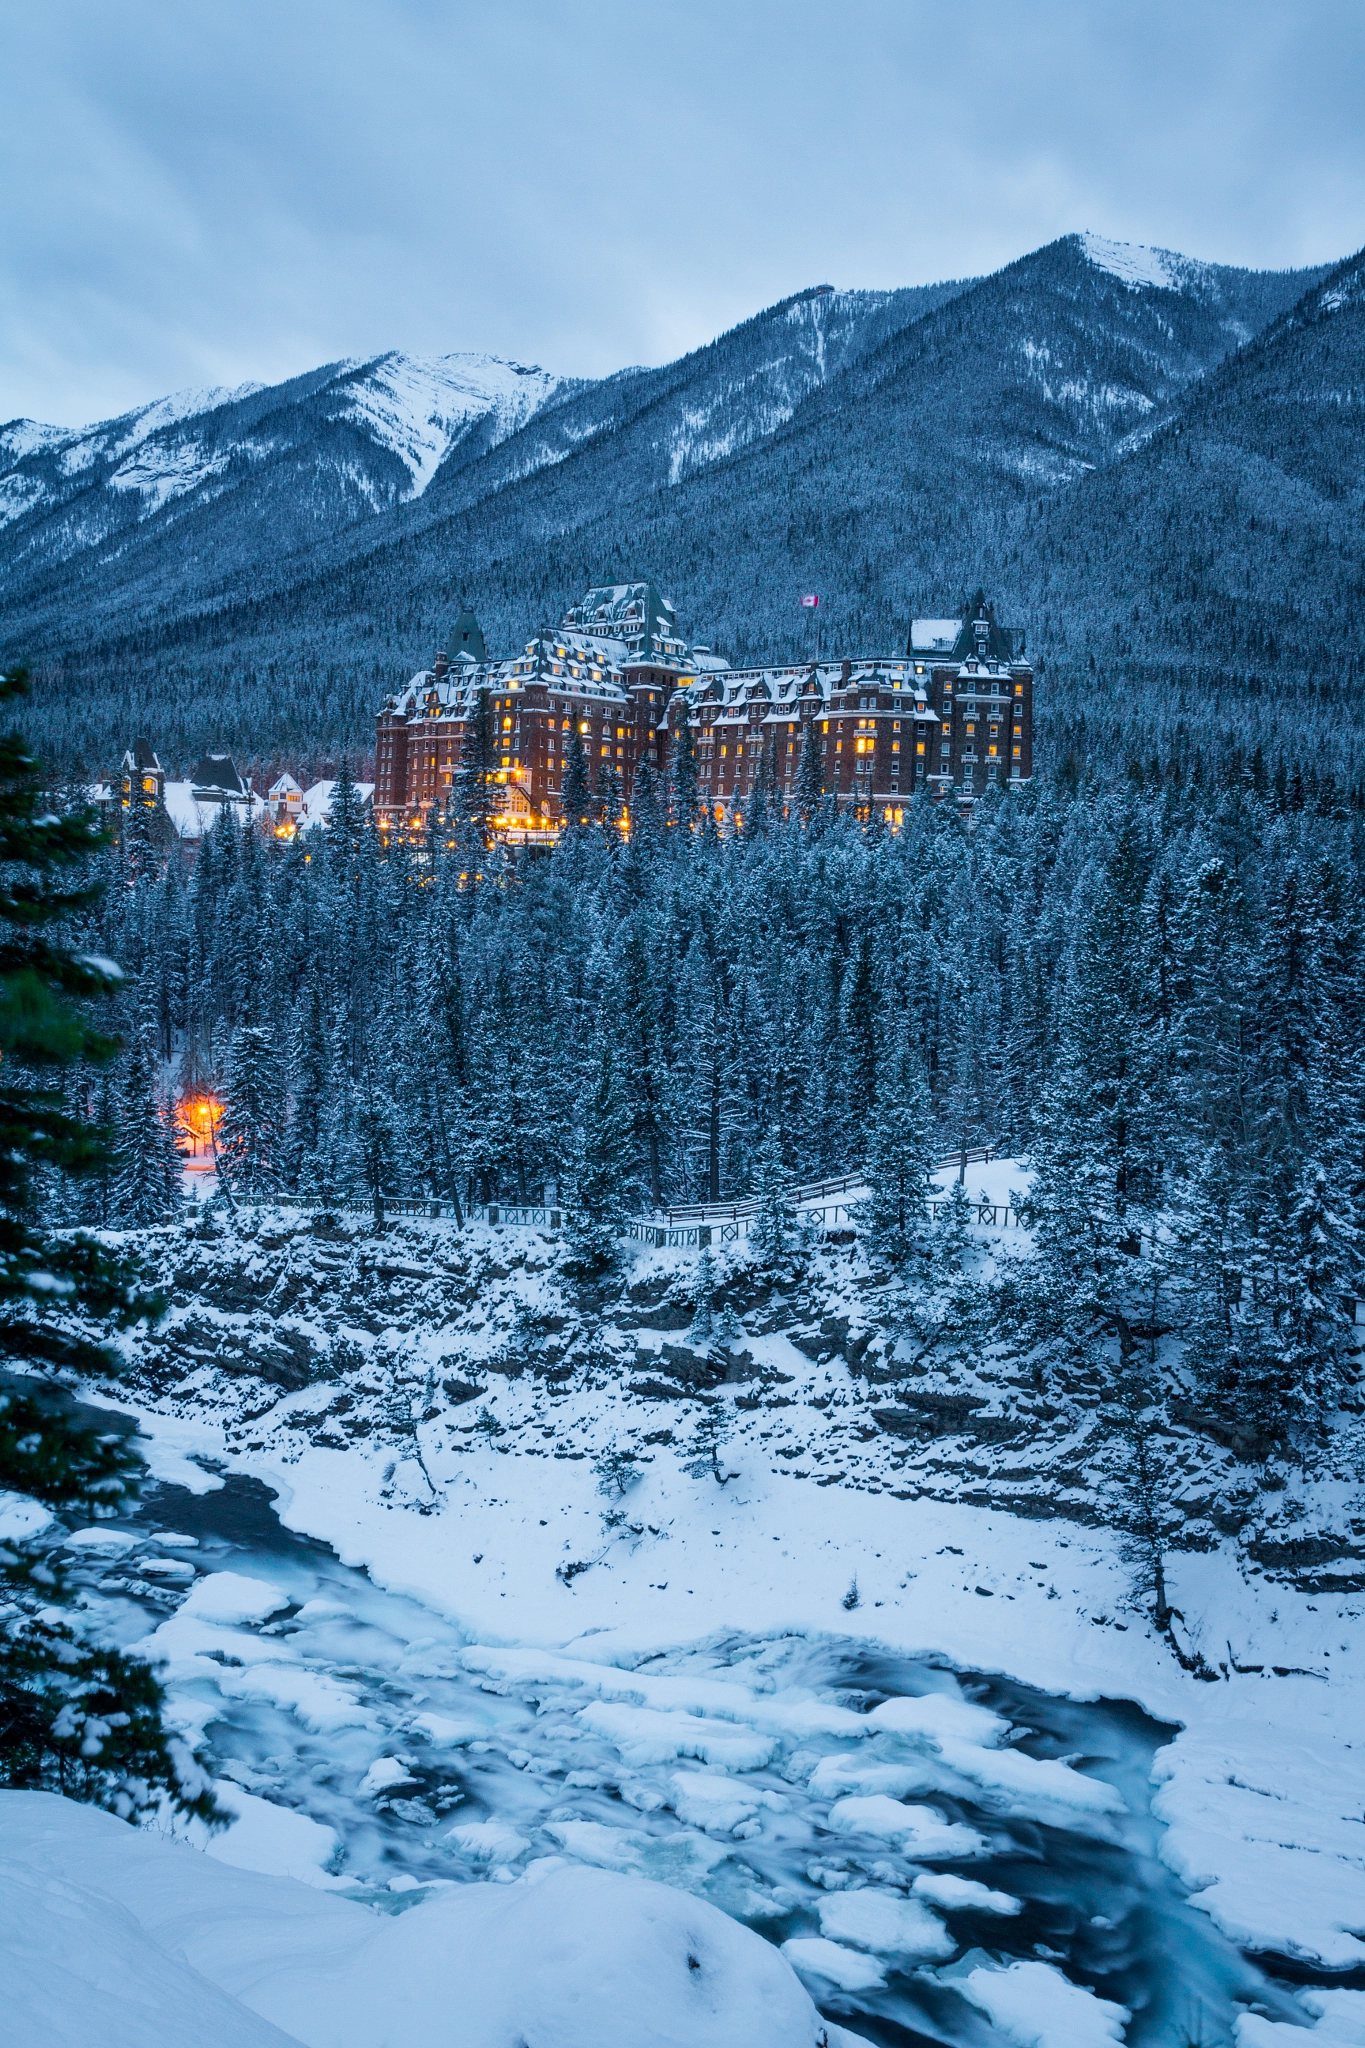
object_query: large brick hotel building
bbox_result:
[373,582,1033,839]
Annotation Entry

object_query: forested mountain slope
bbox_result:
[0,236,1331,774]
[1021,245,1365,780]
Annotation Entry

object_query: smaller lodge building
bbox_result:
[374,582,1033,840]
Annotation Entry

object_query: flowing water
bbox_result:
[70,1476,1307,2048]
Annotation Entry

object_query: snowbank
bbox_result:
[0,1792,845,2048]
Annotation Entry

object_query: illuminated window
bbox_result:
[916,741,925,755]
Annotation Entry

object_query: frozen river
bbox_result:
[70,1474,1304,2048]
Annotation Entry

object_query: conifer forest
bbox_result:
[78,740,1365,1460]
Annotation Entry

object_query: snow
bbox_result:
[667,1770,775,1832]
[912,1871,1022,1915]
[0,1793,838,2048]
[199,1781,346,1890]
[164,782,265,840]
[1078,231,1192,292]
[910,618,962,653]
[781,1934,887,1991]
[817,1887,954,1958]
[108,439,239,513]
[444,1818,531,1864]
[54,385,261,476]
[1151,1713,1365,1968]
[356,1756,416,1797]
[960,1959,1130,2048]
[300,781,375,829]
[0,1490,58,1543]
[0,418,70,461]
[55,1244,1365,2020]
[825,1794,988,1855]
[58,1523,140,1556]
[335,353,567,499]
[179,1571,290,1625]
[577,1700,776,1770]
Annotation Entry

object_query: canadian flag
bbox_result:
[799,594,819,609]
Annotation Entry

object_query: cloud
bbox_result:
[2,0,1362,425]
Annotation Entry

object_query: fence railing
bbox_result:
[624,1201,861,1248]
[336,1146,1016,1241]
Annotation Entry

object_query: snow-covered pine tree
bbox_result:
[863,1017,935,1267]
[217,1024,284,1204]
[689,1247,718,1345]
[0,666,215,1821]
[665,712,700,833]
[563,1036,635,1278]
[110,999,181,1227]
[284,978,329,1193]
[454,694,495,853]
[561,723,592,832]
[749,1126,796,1271]
[794,714,824,823]
[353,1064,403,1229]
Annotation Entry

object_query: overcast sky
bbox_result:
[3,0,1363,427]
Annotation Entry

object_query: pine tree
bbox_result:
[111,1001,181,1227]
[561,723,592,832]
[284,978,329,1192]
[686,1398,735,1485]
[0,667,215,1821]
[354,1064,403,1229]
[665,713,700,833]
[564,1037,635,1278]
[863,1019,935,1267]
[794,714,824,823]
[454,692,495,851]
[749,1127,796,1271]
[217,1024,284,1203]
[327,757,363,867]
[689,1247,718,1346]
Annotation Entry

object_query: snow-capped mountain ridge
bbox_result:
[323,351,572,498]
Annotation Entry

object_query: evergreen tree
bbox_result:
[354,1064,403,1229]
[0,668,215,1821]
[689,1247,718,1345]
[217,1024,284,1203]
[665,713,700,832]
[561,723,592,831]
[749,1127,796,1271]
[284,978,329,1192]
[686,1397,735,1484]
[454,692,495,851]
[110,1000,181,1227]
[863,1020,935,1267]
[794,714,824,822]
[564,1037,635,1278]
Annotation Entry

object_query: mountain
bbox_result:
[0,282,967,656]
[1016,242,1365,775]
[0,353,579,611]
[0,235,1334,774]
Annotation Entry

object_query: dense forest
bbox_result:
[63,743,1365,1462]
